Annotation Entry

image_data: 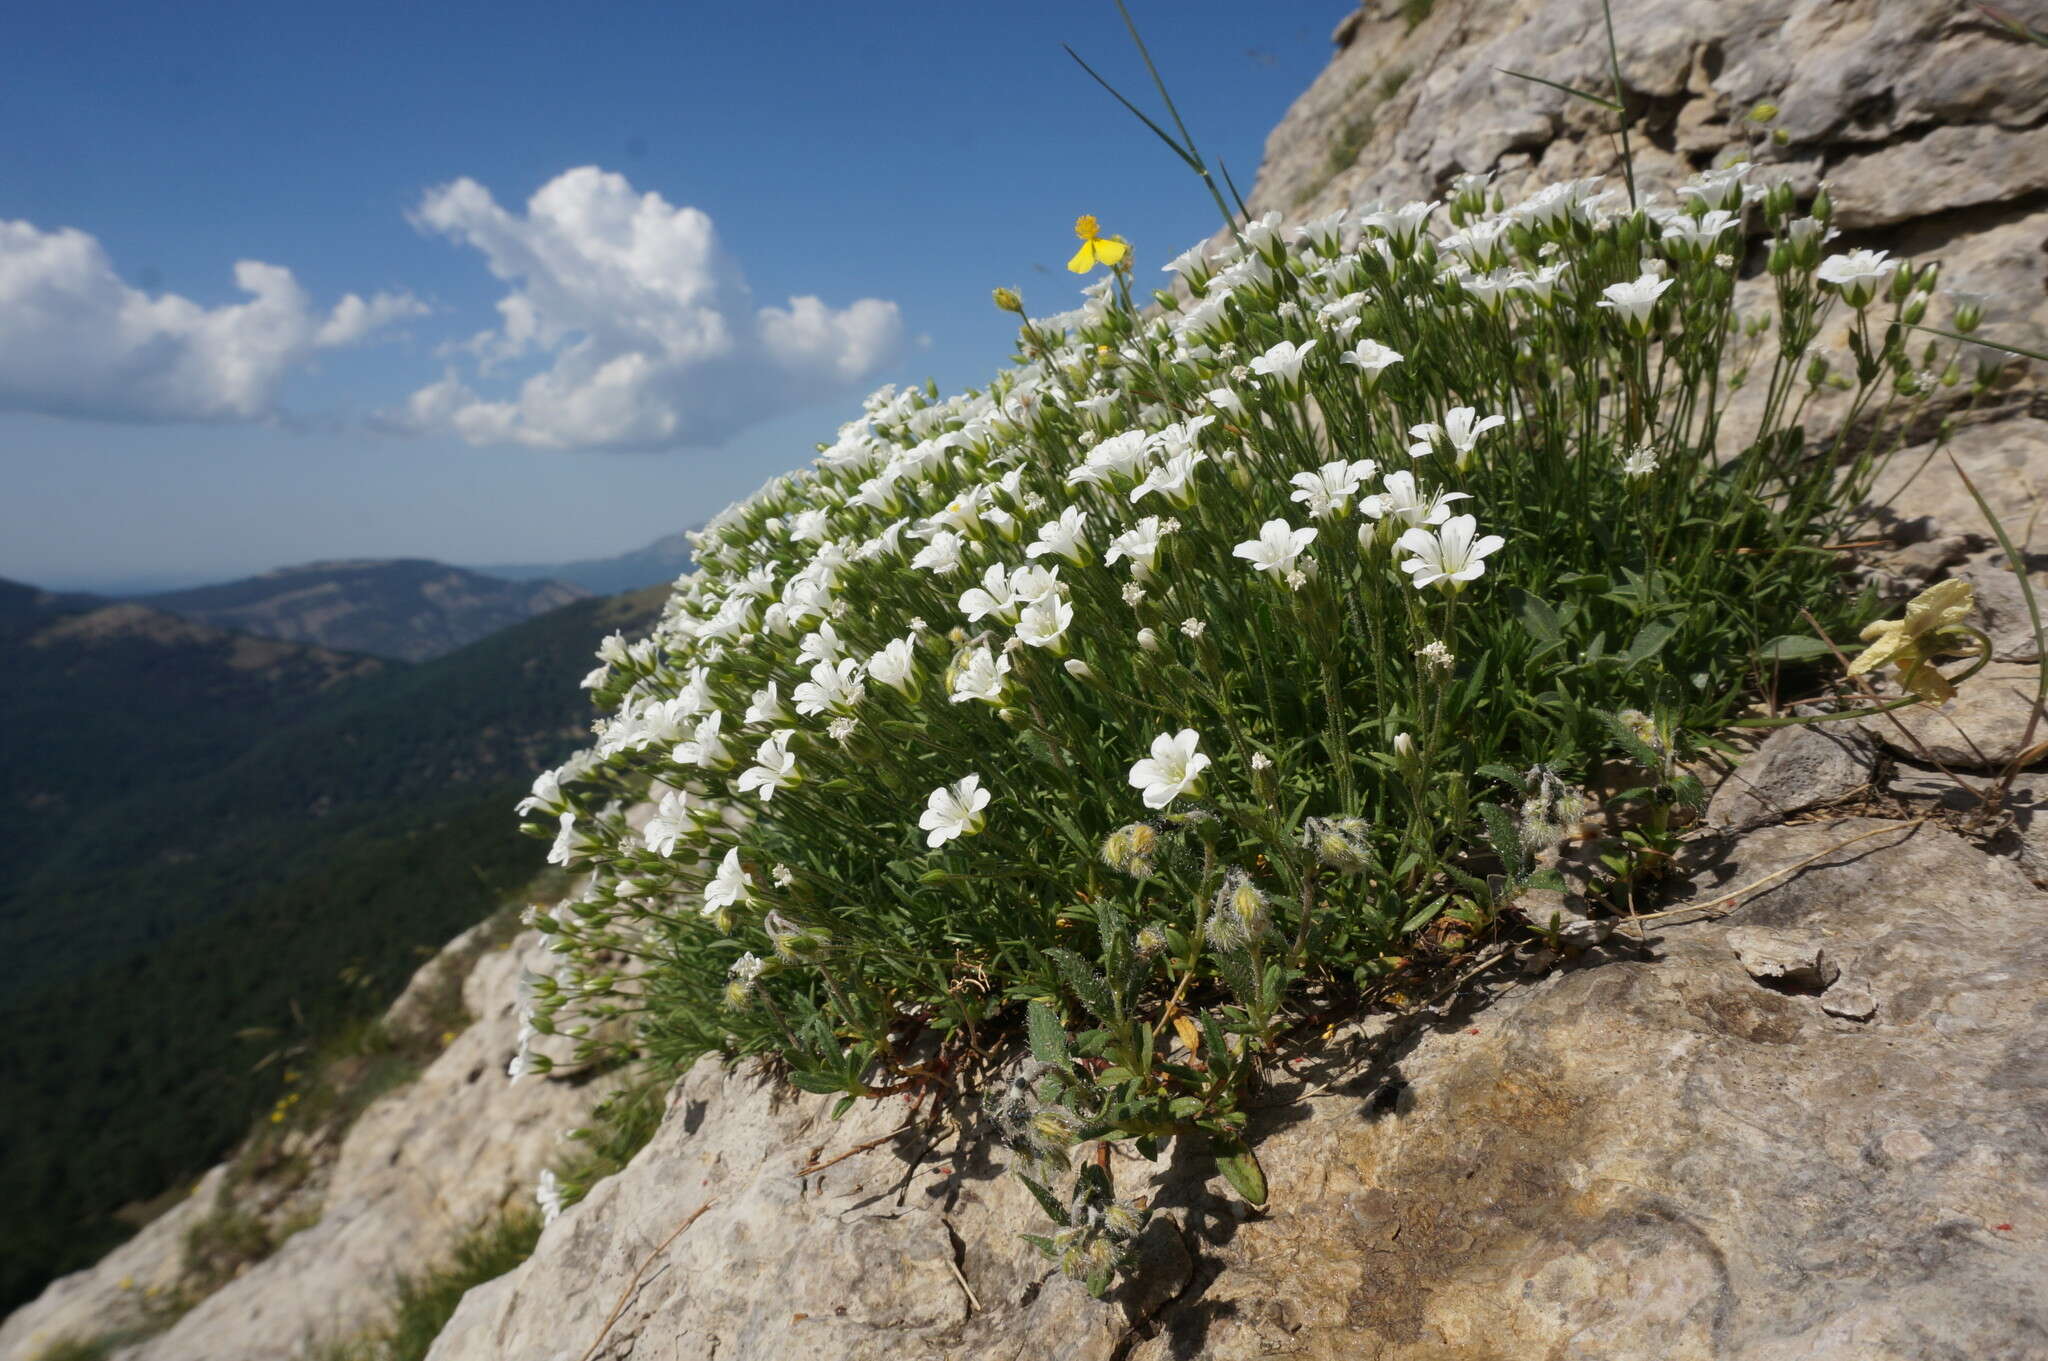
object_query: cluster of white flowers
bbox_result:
[508,153,1937,1076]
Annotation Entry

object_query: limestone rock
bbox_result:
[1707,723,1876,831]
[1726,924,1842,990]
[1863,660,2046,768]
[426,818,2048,1361]
[107,928,611,1361]
[1866,414,2048,553]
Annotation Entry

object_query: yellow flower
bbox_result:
[1847,578,1977,701]
[1066,215,1129,274]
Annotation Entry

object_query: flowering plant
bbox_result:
[512,156,1986,1292]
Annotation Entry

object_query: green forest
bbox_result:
[0,583,664,1313]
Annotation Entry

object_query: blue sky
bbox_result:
[0,0,1349,592]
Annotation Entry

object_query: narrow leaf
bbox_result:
[1213,1135,1269,1208]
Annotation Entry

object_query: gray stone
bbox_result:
[1864,660,2047,769]
[1708,723,1877,831]
[1950,552,2048,662]
[1821,980,1880,1020]
[419,819,2048,1361]
[1726,924,1842,990]
[1867,416,2048,556]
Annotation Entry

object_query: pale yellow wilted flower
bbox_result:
[1846,578,1978,701]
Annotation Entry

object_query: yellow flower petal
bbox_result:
[1093,237,1128,268]
[1846,623,1905,676]
[1066,242,1098,274]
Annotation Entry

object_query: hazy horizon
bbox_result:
[0,1,1349,590]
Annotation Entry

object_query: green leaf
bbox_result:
[1495,65,1623,111]
[1046,948,1119,1023]
[1026,1000,1071,1067]
[1020,1233,1060,1259]
[1095,1066,1137,1086]
[1758,634,1837,662]
[1169,1096,1206,1118]
[1516,591,1565,645]
[830,1095,856,1120]
[1622,619,1676,666]
[1480,802,1523,871]
[1212,1135,1269,1208]
[1018,1174,1071,1227]
[1401,897,1445,933]
[1472,763,1526,792]
[789,1070,851,1095]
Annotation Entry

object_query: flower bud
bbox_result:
[1208,870,1273,949]
[1303,815,1374,874]
[1101,822,1160,878]
[1951,292,1985,334]
[1747,100,1779,123]
[1137,627,1160,652]
[1063,658,1096,683]
[1134,922,1169,957]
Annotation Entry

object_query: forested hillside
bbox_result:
[0,585,666,1315]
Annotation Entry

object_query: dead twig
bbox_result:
[794,1120,920,1178]
[1636,818,1926,927]
[578,1200,714,1361]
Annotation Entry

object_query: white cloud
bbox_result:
[0,218,424,424]
[390,167,903,452]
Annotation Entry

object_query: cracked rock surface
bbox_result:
[424,818,2048,1361]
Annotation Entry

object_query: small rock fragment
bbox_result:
[1821,981,1880,1021]
[1727,926,1841,991]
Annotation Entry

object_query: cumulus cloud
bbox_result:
[0,218,424,424]
[390,167,903,452]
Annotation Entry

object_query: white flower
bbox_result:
[1025,506,1090,564]
[1362,469,1470,529]
[1361,199,1440,247]
[1065,429,1151,488]
[536,1170,565,1226]
[1816,248,1899,307]
[735,730,800,802]
[1417,639,1455,673]
[1396,514,1505,590]
[1249,338,1317,393]
[1179,617,1207,639]
[1621,445,1660,477]
[1015,594,1075,651]
[1662,209,1738,255]
[703,846,752,916]
[950,645,1011,706]
[911,529,965,575]
[1597,274,1675,329]
[867,636,919,695]
[919,774,991,848]
[1204,386,1245,416]
[959,563,1022,624]
[1128,729,1211,809]
[1678,162,1750,212]
[1289,459,1379,518]
[745,681,790,728]
[1106,516,1168,577]
[797,620,845,665]
[1341,339,1404,384]
[1007,563,1062,604]
[1131,449,1208,506]
[515,769,565,817]
[1408,407,1507,462]
[792,657,865,717]
[1249,751,1272,771]
[673,711,731,769]
[1233,518,1319,575]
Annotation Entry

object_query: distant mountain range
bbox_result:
[0,573,668,1313]
[470,530,694,596]
[138,560,591,663]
